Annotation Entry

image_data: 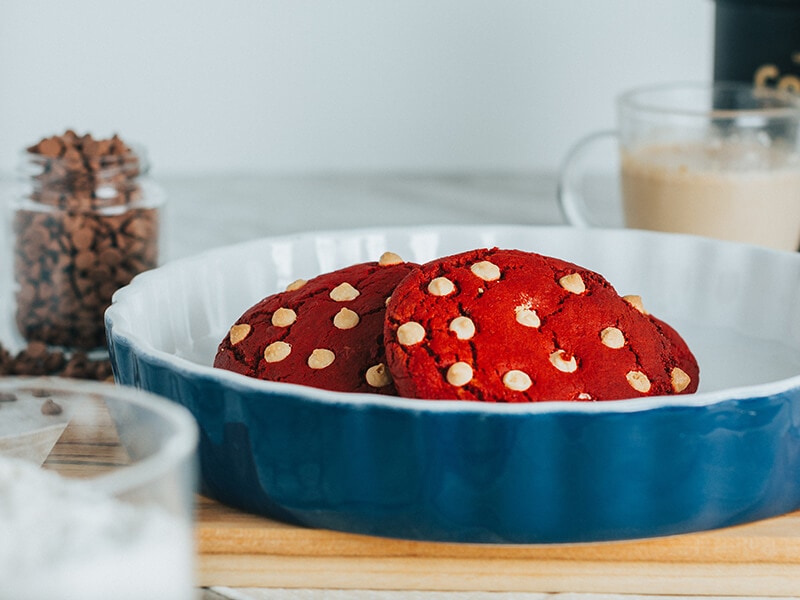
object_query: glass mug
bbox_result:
[558,82,800,251]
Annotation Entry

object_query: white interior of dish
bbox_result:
[107,225,800,408]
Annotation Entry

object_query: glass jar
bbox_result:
[9,131,164,351]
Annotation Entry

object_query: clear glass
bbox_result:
[9,143,165,351]
[559,82,800,251]
[0,377,198,600]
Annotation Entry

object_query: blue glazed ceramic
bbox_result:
[105,225,800,543]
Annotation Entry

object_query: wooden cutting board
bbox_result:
[196,495,800,595]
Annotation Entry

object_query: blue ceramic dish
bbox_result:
[105,225,800,543]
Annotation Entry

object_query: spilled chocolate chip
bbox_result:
[40,398,63,416]
[0,341,112,381]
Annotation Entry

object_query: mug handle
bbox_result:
[557,130,620,227]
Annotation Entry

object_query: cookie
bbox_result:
[213,252,418,394]
[383,248,699,402]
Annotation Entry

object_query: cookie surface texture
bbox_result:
[214,255,417,394]
[384,248,699,402]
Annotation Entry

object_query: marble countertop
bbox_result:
[160,171,564,262]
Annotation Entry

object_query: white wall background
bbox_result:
[0,0,713,176]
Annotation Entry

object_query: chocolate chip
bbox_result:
[0,392,17,403]
[36,137,64,157]
[40,399,63,416]
[26,341,49,360]
[0,346,13,375]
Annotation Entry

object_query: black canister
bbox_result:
[714,0,800,90]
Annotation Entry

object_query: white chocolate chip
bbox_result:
[671,367,691,393]
[623,295,648,314]
[626,370,651,393]
[229,323,251,345]
[428,277,455,296]
[286,279,307,292]
[470,260,501,282]
[549,350,578,373]
[449,316,476,340]
[333,307,360,329]
[366,363,392,387]
[264,341,291,363]
[378,251,403,266]
[515,306,541,328]
[503,370,532,391]
[271,307,297,328]
[578,392,592,400]
[330,282,360,302]
[600,326,625,349]
[308,348,335,369]
[446,362,473,387]
[397,321,425,346]
[559,273,586,294]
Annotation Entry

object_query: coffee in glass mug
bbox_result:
[559,82,800,251]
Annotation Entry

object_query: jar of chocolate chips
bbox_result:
[10,130,164,351]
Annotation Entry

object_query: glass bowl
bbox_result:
[0,377,198,600]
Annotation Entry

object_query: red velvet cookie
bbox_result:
[214,252,418,395]
[384,248,699,402]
